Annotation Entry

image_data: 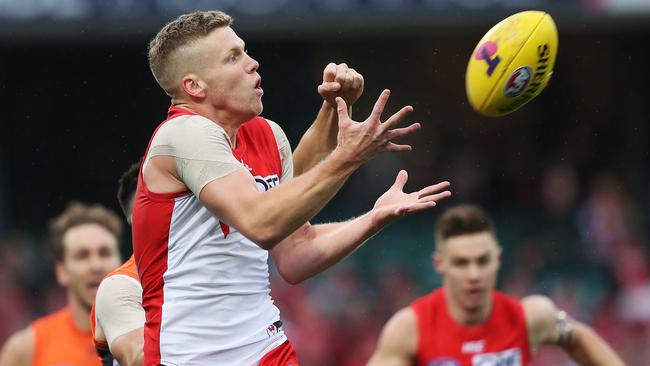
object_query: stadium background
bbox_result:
[1,0,649,364]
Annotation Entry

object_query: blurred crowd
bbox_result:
[1,161,648,365]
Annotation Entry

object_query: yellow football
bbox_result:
[466,11,558,117]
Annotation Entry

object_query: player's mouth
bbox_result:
[254,77,263,95]
[466,288,483,298]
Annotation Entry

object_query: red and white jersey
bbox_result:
[411,288,531,366]
[133,107,289,366]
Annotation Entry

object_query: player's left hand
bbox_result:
[318,62,364,108]
[372,171,451,225]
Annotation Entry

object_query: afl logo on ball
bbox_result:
[504,66,532,98]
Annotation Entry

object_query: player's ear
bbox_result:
[433,251,444,274]
[181,74,207,99]
[496,245,503,268]
[54,262,69,287]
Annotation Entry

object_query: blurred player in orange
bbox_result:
[367,204,625,366]
[0,203,122,366]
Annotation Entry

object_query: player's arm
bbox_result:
[95,276,145,366]
[366,307,418,366]
[293,63,363,176]
[523,295,626,366]
[111,328,144,366]
[271,171,450,284]
[0,327,33,366]
[197,92,421,249]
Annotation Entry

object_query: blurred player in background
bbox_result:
[89,56,369,366]
[367,204,626,366]
[0,203,122,366]
[135,9,450,366]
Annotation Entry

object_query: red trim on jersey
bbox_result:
[133,105,194,366]
[258,341,299,366]
[411,288,531,366]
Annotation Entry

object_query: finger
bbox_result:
[335,97,350,121]
[318,81,342,93]
[352,73,364,91]
[370,89,391,121]
[396,201,437,215]
[416,182,451,198]
[335,63,349,85]
[323,63,337,82]
[385,123,421,140]
[391,170,409,191]
[417,191,452,203]
[343,71,355,89]
[380,105,414,132]
[384,141,412,152]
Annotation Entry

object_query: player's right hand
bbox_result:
[334,89,420,164]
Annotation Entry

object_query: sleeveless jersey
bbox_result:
[411,288,531,366]
[132,107,286,366]
[31,307,97,366]
[90,255,140,365]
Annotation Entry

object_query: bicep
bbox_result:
[368,308,417,366]
[199,169,263,229]
[95,276,145,349]
[0,328,33,366]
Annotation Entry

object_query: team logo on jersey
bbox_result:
[504,66,532,98]
[462,340,486,354]
[475,41,501,76]
[472,348,522,366]
[428,358,460,366]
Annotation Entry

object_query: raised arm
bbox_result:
[197,90,421,249]
[293,63,364,176]
[271,170,450,284]
[366,307,418,366]
[523,295,626,366]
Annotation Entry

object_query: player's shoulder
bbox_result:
[521,294,558,330]
[0,326,34,365]
[97,272,142,300]
[160,114,224,134]
[376,307,418,357]
[32,307,69,326]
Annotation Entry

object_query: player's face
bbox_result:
[196,26,263,122]
[56,223,121,310]
[435,232,500,312]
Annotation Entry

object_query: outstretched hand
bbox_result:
[373,170,451,225]
[334,89,421,165]
[318,63,364,107]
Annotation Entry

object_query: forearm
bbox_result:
[565,323,625,366]
[293,102,339,176]
[208,148,360,248]
[272,210,384,284]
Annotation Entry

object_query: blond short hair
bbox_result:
[148,11,233,95]
[49,202,123,262]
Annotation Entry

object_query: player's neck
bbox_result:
[445,291,492,326]
[67,291,91,333]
